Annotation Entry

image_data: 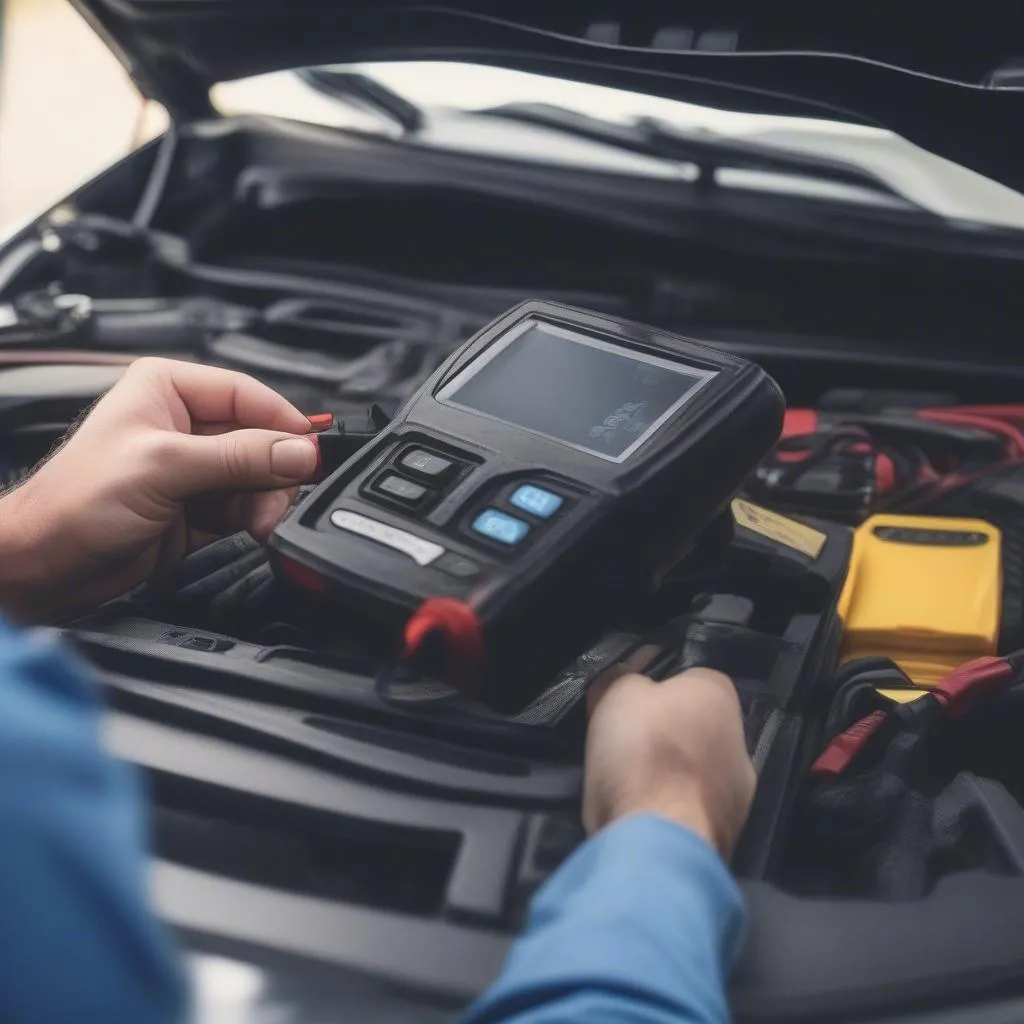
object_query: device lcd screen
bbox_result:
[438,320,716,462]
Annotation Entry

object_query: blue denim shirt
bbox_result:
[463,814,745,1024]
[0,619,186,1023]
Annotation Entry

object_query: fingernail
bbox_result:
[271,437,318,479]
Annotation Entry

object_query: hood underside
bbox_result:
[70,2,1024,191]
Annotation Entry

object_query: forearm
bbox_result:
[464,814,746,1024]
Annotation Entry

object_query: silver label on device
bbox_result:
[329,510,444,567]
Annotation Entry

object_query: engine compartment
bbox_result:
[7,116,1024,1020]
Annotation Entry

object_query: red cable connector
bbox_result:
[302,412,334,480]
[307,413,335,432]
[812,655,1018,777]
[875,452,896,493]
[403,597,486,694]
[781,408,819,439]
[928,655,1014,717]
[811,710,889,776]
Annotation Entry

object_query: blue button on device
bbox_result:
[472,509,530,546]
[509,484,564,519]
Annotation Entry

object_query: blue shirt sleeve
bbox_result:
[463,814,746,1024]
[0,619,187,1024]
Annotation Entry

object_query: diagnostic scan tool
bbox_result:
[270,301,784,710]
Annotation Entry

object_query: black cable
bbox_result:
[772,427,867,482]
[0,238,46,298]
[133,124,178,229]
[760,420,976,517]
[834,656,911,689]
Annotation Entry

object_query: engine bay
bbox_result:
[7,116,1024,1020]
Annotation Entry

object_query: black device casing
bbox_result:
[270,301,784,710]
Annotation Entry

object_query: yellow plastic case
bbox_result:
[838,514,1002,685]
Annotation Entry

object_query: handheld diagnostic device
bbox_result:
[270,301,784,710]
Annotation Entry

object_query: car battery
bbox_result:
[838,514,1002,685]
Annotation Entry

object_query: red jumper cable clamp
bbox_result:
[811,653,1024,776]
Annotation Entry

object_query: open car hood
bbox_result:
[71,1,1024,191]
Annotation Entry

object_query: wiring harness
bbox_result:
[749,403,1024,521]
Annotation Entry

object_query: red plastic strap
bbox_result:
[930,656,1013,717]
[403,598,486,692]
[811,710,888,776]
[782,408,819,439]
[276,554,327,594]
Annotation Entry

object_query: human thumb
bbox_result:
[163,429,318,498]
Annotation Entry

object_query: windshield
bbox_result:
[211,61,1024,232]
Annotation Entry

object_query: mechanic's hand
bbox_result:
[0,358,317,623]
[583,667,756,857]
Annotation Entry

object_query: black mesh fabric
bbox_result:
[788,729,1015,900]
[510,633,638,726]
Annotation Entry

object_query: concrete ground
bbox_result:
[0,0,166,234]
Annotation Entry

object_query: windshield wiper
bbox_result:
[475,102,925,212]
[294,74,897,202]
[297,69,424,133]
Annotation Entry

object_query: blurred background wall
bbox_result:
[0,0,166,234]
